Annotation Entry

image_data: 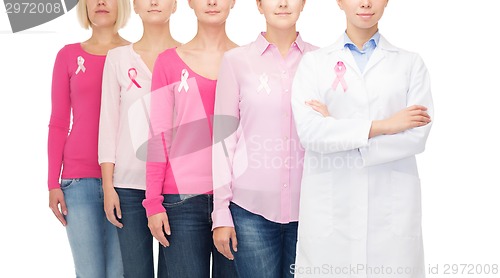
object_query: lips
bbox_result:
[95,10,109,14]
[357,13,374,17]
[148,10,162,13]
[275,12,292,16]
[206,10,220,14]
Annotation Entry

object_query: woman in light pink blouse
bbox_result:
[47,0,129,277]
[144,0,238,277]
[211,1,317,277]
[98,0,180,277]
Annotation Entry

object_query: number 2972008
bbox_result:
[443,264,498,275]
[5,2,63,14]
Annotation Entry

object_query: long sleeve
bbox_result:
[291,53,372,154]
[143,55,172,217]
[359,54,433,166]
[212,54,240,229]
[98,52,120,165]
[47,47,71,190]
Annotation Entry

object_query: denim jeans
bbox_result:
[61,178,124,278]
[159,194,237,278]
[115,188,166,278]
[230,202,298,278]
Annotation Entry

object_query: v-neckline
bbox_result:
[129,44,153,79]
[172,48,217,82]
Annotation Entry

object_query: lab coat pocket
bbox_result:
[298,171,335,239]
[390,170,422,238]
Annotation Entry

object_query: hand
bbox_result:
[306,100,330,117]
[213,226,238,260]
[370,105,431,138]
[148,212,171,248]
[384,105,431,134]
[49,188,67,226]
[103,187,123,228]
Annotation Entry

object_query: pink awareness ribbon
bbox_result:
[75,56,86,74]
[127,68,142,91]
[332,61,348,92]
[178,69,189,93]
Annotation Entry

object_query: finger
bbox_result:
[163,217,171,236]
[222,240,234,260]
[417,121,430,127]
[50,206,67,226]
[114,204,123,228]
[409,112,431,122]
[115,203,122,220]
[55,199,67,226]
[214,240,224,255]
[305,100,320,106]
[408,105,427,111]
[311,107,322,113]
[153,226,169,248]
[411,115,431,123]
[231,233,238,252]
[106,209,123,228]
[312,107,329,117]
[59,198,68,216]
[308,100,323,106]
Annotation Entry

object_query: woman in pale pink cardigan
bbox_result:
[98,0,181,277]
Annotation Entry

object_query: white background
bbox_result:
[1,0,499,277]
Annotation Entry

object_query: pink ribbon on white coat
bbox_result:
[127,68,142,91]
[332,61,348,92]
[75,56,86,74]
[178,69,189,93]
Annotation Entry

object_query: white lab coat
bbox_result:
[291,35,433,278]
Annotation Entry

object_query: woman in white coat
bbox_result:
[291,0,433,277]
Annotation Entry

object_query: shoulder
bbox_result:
[379,35,423,62]
[302,41,320,53]
[105,44,133,64]
[55,43,80,58]
[107,44,131,57]
[222,42,254,62]
[157,47,178,62]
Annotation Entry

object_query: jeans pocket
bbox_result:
[163,194,194,208]
[60,179,78,190]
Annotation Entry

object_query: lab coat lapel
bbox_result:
[364,35,399,75]
[338,48,362,77]
[327,35,362,77]
[363,47,385,76]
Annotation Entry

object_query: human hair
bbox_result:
[77,0,131,33]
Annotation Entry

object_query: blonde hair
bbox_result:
[77,0,130,33]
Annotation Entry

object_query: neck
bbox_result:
[88,26,122,45]
[345,23,378,49]
[189,22,231,50]
[264,25,298,57]
[136,22,177,51]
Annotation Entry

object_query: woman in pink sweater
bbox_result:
[144,0,238,277]
[47,0,129,276]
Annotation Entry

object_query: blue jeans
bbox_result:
[159,194,238,278]
[61,178,124,278]
[230,202,298,278]
[115,188,166,278]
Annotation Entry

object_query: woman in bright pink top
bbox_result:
[211,0,317,277]
[47,0,129,276]
[144,0,238,277]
